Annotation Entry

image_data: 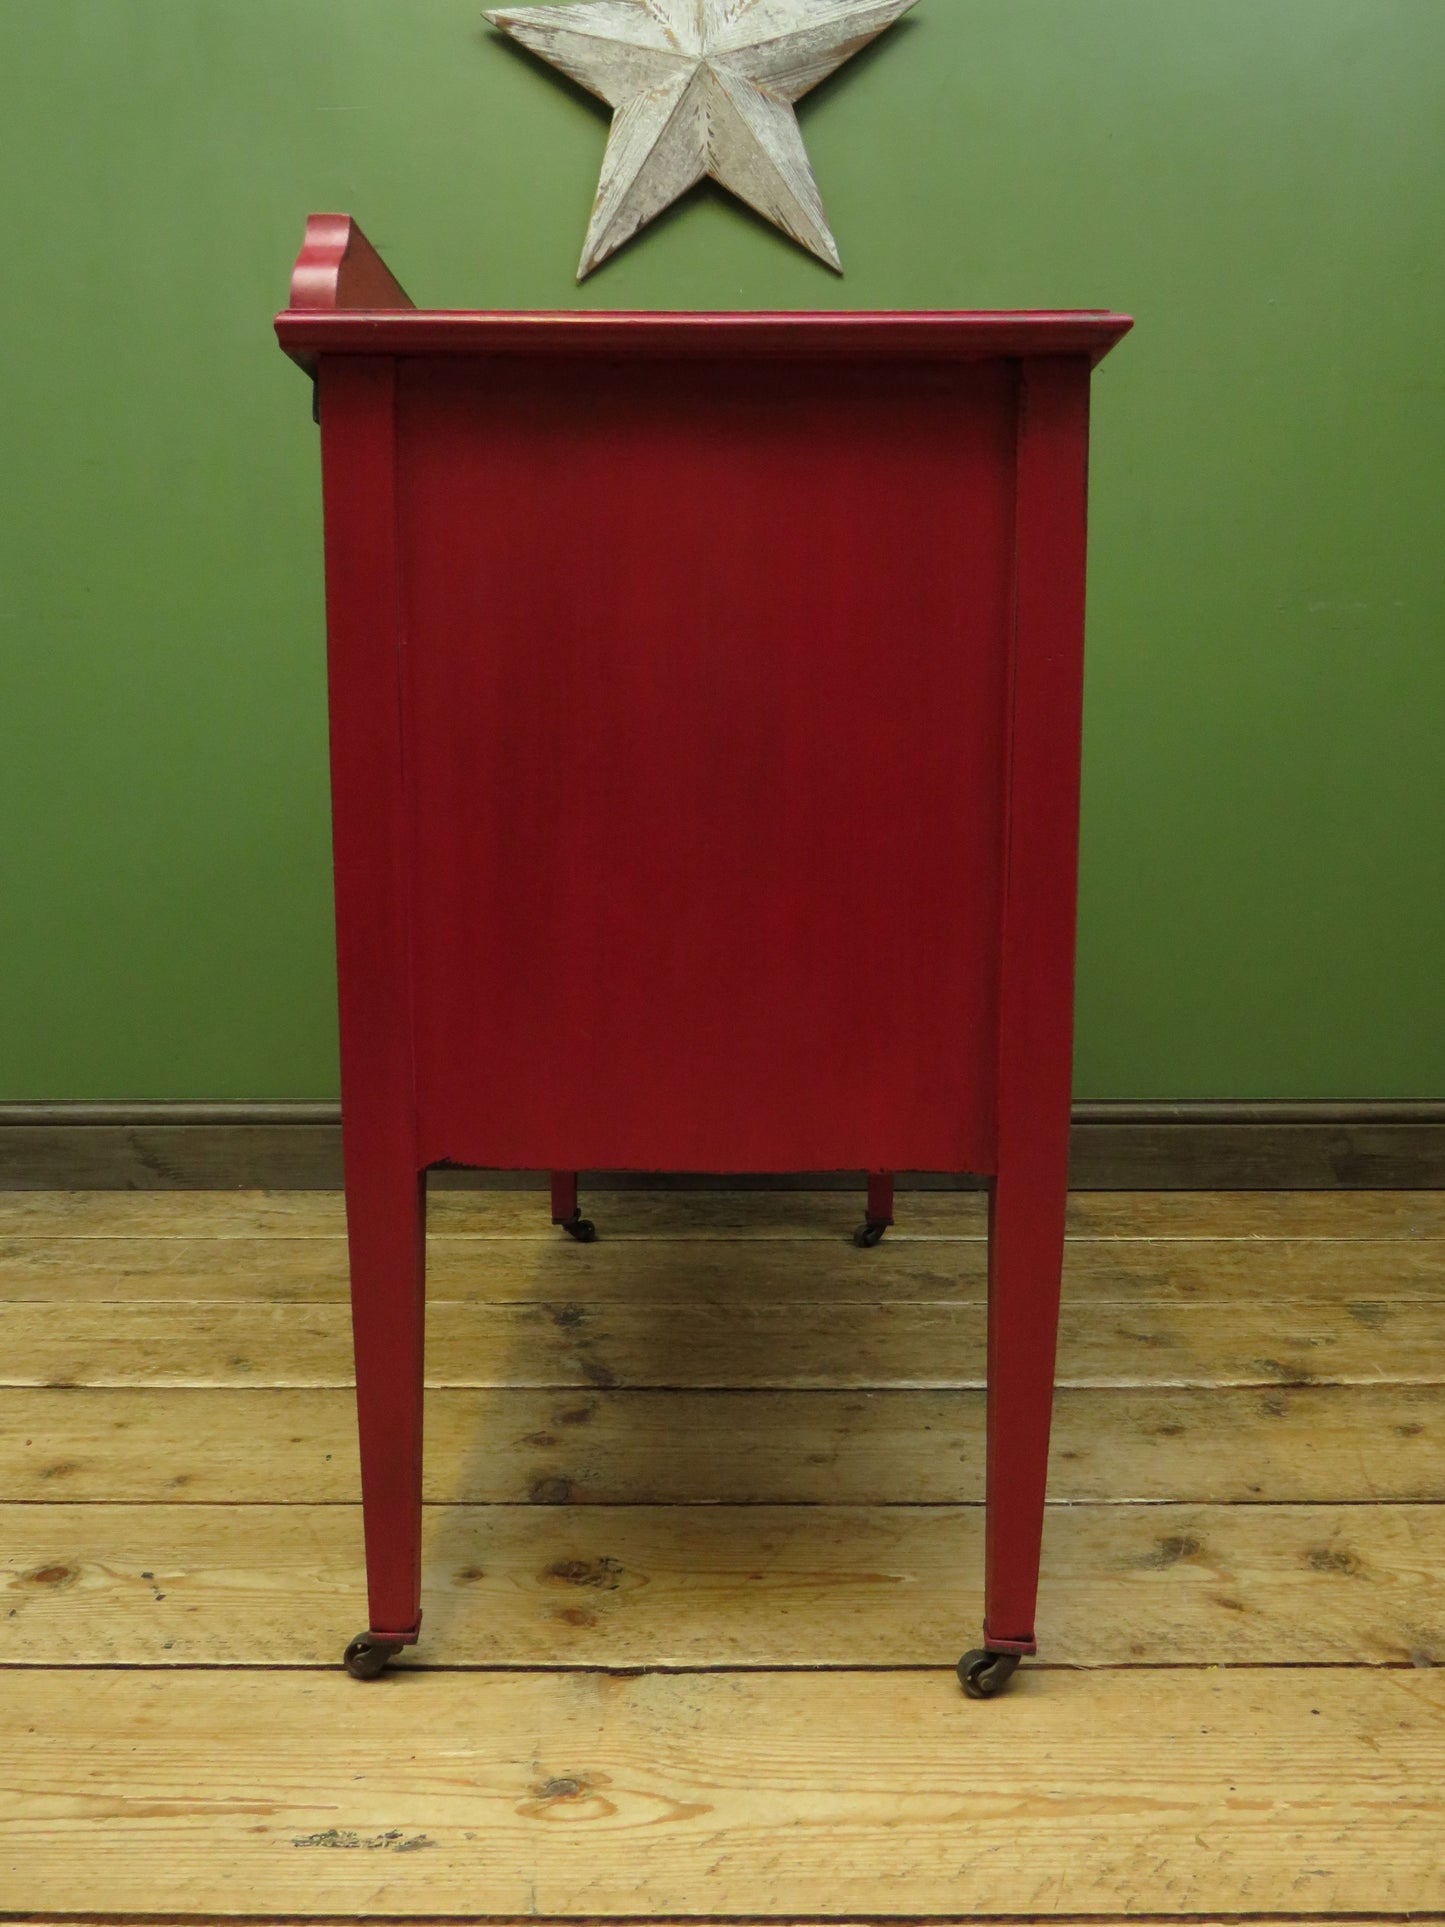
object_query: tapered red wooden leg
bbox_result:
[964,356,1091,1695]
[550,1169,577,1224]
[318,356,428,1671]
[551,1169,596,1241]
[981,1160,1066,1655]
[346,1160,427,1643]
[854,1171,894,1247]
[868,1171,894,1226]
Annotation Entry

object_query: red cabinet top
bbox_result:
[274,215,1132,372]
[277,305,1134,367]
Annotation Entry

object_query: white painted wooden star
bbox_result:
[483,0,919,278]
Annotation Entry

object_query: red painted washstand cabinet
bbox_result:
[275,214,1132,1697]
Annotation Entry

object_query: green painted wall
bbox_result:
[2,0,1441,1102]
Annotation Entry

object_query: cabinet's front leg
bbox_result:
[962,1160,1066,1697]
[344,1159,427,1676]
[318,354,427,1680]
[963,354,1090,1699]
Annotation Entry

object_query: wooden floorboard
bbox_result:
[6,1231,1443,1303]
[4,1294,1441,1389]
[2,1189,1442,1923]
[5,1381,1443,1504]
[5,1501,1441,1668]
[4,1187,1445,1239]
[6,1667,1445,1915]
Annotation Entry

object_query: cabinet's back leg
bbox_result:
[853,1170,894,1247]
[551,1170,596,1242]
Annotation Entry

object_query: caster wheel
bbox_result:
[561,1215,597,1244]
[957,1648,1022,1699]
[852,1220,887,1248]
[343,1632,404,1680]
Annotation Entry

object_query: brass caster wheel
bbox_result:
[852,1219,888,1248]
[343,1632,404,1680]
[561,1214,597,1243]
[957,1648,1022,1699]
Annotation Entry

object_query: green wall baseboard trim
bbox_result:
[2,1102,1443,1192]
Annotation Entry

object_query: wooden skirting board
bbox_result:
[0,1100,1442,1189]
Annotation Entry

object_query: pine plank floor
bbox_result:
[1,1187,1443,1923]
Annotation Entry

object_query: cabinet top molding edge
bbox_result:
[276,215,1132,375]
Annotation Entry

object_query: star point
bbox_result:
[485,0,919,277]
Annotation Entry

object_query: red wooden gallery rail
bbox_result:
[276,214,1131,1697]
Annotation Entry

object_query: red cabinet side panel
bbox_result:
[396,356,1017,1173]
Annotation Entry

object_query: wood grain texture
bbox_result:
[5,1231,1442,1302]
[6,1384,1442,1503]
[5,1502,1440,1668]
[4,1187,1444,1238]
[5,1296,1442,1389]
[4,1190,1443,1926]
[6,1668,1445,1915]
